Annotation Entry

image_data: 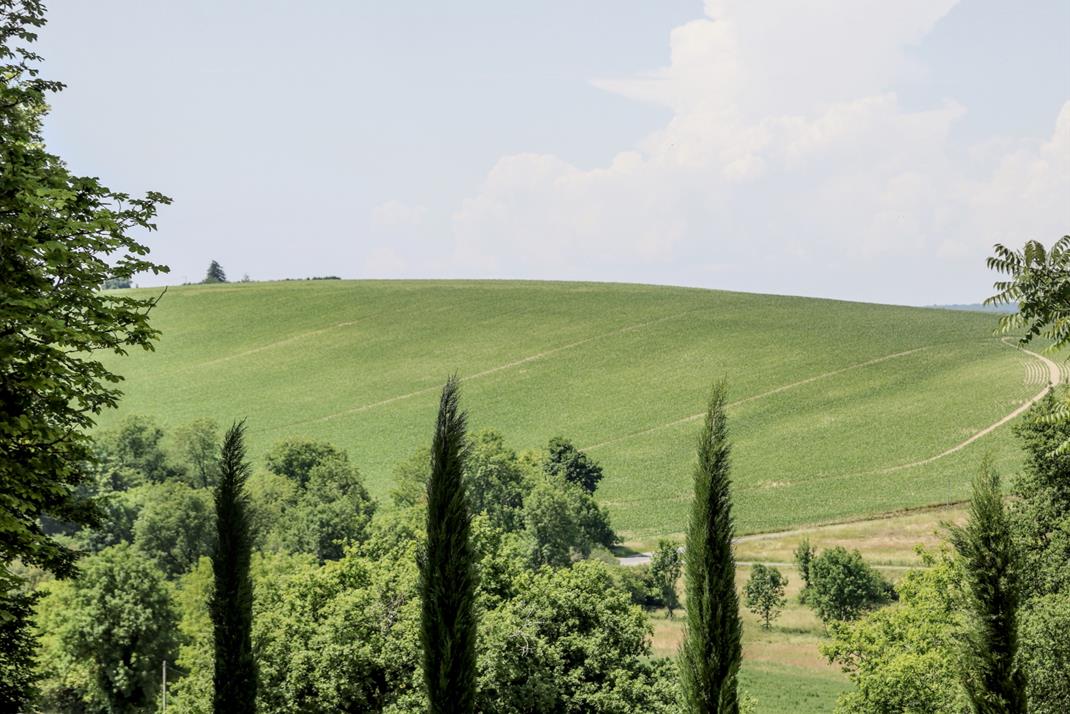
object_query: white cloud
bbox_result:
[447,0,1069,303]
[372,200,427,229]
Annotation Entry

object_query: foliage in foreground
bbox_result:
[680,380,742,713]
[0,2,169,703]
[34,545,178,711]
[949,463,1027,713]
[822,551,969,713]
[211,423,256,713]
[420,378,478,713]
[826,396,1070,713]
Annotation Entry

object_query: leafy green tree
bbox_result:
[987,237,1070,453]
[744,564,788,630]
[808,546,892,623]
[35,544,178,712]
[133,481,214,578]
[211,422,256,712]
[465,430,529,533]
[0,583,38,706]
[523,478,581,568]
[949,462,1027,714]
[477,560,680,713]
[545,436,604,494]
[794,537,815,601]
[1011,392,1070,598]
[173,418,221,488]
[570,486,617,550]
[420,377,478,714]
[680,380,742,714]
[281,455,376,562]
[246,470,300,552]
[252,548,422,712]
[0,2,169,700]
[649,540,683,618]
[822,550,969,714]
[265,438,347,488]
[97,415,180,486]
[1019,593,1070,714]
[615,563,662,610]
[168,557,214,714]
[203,260,227,284]
[390,448,433,508]
[986,236,1070,352]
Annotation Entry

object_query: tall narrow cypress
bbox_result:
[950,460,1027,713]
[680,380,742,714]
[211,421,256,712]
[419,377,478,713]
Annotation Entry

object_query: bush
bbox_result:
[808,547,893,623]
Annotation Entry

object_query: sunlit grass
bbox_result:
[101,279,1035,535]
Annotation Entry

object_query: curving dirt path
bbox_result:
[876,339,1061,474]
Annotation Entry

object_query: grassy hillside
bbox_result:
[99,279,1043,539]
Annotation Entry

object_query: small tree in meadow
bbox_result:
[793,537,814,602]
[649,540,682,618]
[744,564,788,630]
[808,547,892,623]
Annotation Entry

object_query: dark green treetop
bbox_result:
[680,380,742,714]
[419,377,478,714]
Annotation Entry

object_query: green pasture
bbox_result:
[100,279,1040,538]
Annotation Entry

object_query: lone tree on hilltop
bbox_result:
[204,260,227,283]
[950,460,1027,713]
[420,377,478,713]
[0,2,169,705]
[211,422,256,712]
[680,379,743,713]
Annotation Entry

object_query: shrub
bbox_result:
[808,547,893,623]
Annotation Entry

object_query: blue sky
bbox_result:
[40,0,1069,304]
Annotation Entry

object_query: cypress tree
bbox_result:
[419,377,478,713]
[680,380,742,714]
[950,460,1028,714]
[210,421,256,712]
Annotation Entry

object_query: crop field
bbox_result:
[100,279,1047,539]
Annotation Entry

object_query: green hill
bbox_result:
[99,279,1050,541]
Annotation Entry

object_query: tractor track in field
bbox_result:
[581,346,931,452]
[606,339,1063,512]
[261,308,704,433]
[874,339,1060,474]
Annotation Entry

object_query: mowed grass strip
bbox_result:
[100,280,1037,536]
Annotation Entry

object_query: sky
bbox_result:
[39,0,1070,305]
